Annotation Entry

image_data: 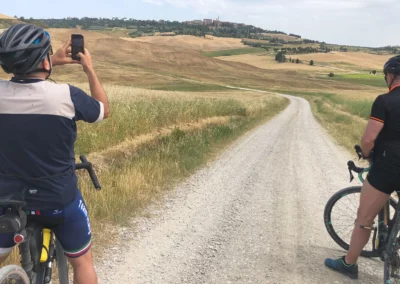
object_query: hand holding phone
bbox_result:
[71,34,84,61]
[77,48,93,74]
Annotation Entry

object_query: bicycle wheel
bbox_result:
[56,239,69,284]
[0,265,30,284]
[324,186,397,258]
[384,209,400,283]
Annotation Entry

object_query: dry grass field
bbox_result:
[218,51,391,73]
[0,14,15,19]
[122,35,247,51]
[262,33,299,42]
[217,53,334,72]
[42,29,385,94]
[296,52,392,70]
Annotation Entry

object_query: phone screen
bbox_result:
[71,34,84,60]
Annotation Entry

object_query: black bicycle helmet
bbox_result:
[0,23,52,75]
[384,55,400,75]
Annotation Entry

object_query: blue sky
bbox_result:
[2,0,399,47]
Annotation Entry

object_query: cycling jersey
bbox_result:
[0,78,104,210]
[370,85,400,173]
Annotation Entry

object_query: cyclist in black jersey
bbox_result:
[325,55,400,279]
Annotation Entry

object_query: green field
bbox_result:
[325,73,387,88]
[203,48,265,57]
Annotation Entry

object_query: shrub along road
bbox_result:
[97,94,383,284]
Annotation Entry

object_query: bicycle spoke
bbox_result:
[344,195,358,214]
[335,202,358,218]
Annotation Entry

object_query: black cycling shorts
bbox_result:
[367,166,400,195]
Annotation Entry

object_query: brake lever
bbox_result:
[348,167,355,182]
[355,145,363,160]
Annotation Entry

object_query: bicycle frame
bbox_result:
[376,202,391,257]
[18,223,56,283]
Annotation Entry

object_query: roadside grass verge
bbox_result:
[76,85,245,154]
[204,48,265,57]
[281,90,373,119]
[3,86,289,268]
[324,73,387,88]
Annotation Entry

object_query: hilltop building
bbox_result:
[184,20,203,25]
[203,19,213,25]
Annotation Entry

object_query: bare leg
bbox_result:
[68,249,97,284]
[345,179,389,264]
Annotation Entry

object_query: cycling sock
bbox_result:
[342,256,356,267]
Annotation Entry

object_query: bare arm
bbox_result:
[77,49,110,119]
[361,119,384,158]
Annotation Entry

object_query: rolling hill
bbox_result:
[43,28,384,95]
[0,14,15,20]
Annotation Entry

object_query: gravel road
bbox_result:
[97,95,383,284]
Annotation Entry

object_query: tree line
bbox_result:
[18,16,291,40]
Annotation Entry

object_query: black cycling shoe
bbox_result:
[325,256,358,279]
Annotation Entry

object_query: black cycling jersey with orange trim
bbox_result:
[370,85,400,172]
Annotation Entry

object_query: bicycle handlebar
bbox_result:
[347,145,371,183]
[75,156,101,190]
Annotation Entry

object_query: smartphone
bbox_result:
[71,34,84,60]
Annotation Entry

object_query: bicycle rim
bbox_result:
[0,265,30,284]
[385,211,400,283]
[324,186,397,258]
[56,239,69,284]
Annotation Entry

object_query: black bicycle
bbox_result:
[324,145,400,283]
[0,156,101,284]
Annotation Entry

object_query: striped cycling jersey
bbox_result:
[0,78,104,210]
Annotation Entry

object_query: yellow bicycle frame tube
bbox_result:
[40,228,51,263]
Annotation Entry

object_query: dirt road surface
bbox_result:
[97,95,383,284]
